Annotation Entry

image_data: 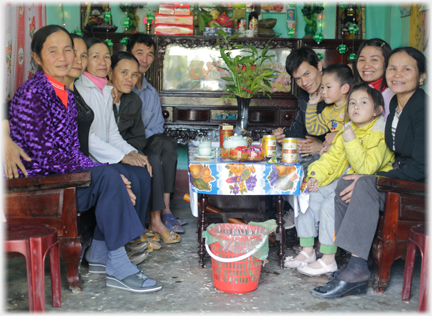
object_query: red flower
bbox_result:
[251,65,257,71]
[241,88,252,93]
[241,65,246,72]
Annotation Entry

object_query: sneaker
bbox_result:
[283,209,295,229]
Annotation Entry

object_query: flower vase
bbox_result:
[234,96,251,136]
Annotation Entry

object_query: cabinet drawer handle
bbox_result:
[162,110,170,119]
[284,113,292,121]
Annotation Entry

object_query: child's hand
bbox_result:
[308,87,323,105]
[342,125,356,142]
[307,177,318,192]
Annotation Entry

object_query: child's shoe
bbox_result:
[284,250,316,268]
[297,259,338,276]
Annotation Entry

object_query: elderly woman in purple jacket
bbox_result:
[7,25,161,294]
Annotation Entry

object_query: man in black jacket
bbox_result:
[273,47,330,156]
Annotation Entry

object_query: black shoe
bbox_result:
[328,263,347,280]
[310,277,368,299]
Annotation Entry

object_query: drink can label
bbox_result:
[282,138,297,163]
[220,129,233,147]
[262,135,276,157]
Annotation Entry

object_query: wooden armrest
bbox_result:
[376,176,426,197]
[6,172,91,193]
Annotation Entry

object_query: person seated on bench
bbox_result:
[310,47,427,299]
[3,33,154,263]
[74,38,182,244]
[107,50,183,243]
[6,24,162,294]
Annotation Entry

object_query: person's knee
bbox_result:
[147,154,161,166]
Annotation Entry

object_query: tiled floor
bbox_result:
[4,195,423,313]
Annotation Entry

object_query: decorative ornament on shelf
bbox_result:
[104,11,111,23]
[123,17,130,29]
[72,29,83,37]
[120,37,129,46]
[119,2,146,32]
[337,44,348,54]
[313,32,324,44]
[213,30,279,136]
[348,23,359,34]
[316,52,324,61]
[105,39,113,48]
[301,3,324,38]
[348,53,356,61]
[287,28,295,38]
[144,13,155,34]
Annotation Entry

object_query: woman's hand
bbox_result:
[297,136,323,157]
[342,125,356,142]
[307,177,318,192]
[120,174,136,205]
[339,174,364,203]
[2,136,31,178]
[272,127,285,144]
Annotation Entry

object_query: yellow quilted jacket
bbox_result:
[307,116,395,187]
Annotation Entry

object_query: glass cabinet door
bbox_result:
[160,37,295,97]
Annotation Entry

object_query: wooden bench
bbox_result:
[4,172,93,294]
[372,176,426,294]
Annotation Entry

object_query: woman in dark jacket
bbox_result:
[108,51,182,243]
[310,46,427,299]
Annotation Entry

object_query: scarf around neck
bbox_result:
[368,77,387,93]
[83,71,108,94]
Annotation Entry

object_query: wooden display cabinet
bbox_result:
[84,32,362,141]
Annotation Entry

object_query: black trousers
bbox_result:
[76,165,148,251]
[333,174,385,260]
[141,149,166,212]
[145,134,178,193]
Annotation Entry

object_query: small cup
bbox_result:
[245,29,254,37]
[198,146,212,156]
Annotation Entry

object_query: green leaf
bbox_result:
[233,44,244,48]
[247,44,258,56]
[240,169,250,181]
[221,77,234,81]
[227,32,242,40]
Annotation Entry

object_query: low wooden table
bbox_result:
[187,144,304,269]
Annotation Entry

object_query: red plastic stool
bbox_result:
[402,224,429,312]
[4,223,62,312]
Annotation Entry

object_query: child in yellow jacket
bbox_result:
[285,83,394,276]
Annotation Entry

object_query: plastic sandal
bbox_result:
[160,231,181,244]
[175,216,187,226]
[161,214,184,233]
[297,259,338,277]
[106,272,163,293]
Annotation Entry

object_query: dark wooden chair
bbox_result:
[372,176,426,294]
[4,172,93,294]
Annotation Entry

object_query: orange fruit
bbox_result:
[202,167,211,178]
[275,165,288,177]
[190,164,203,179]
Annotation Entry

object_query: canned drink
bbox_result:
[220,129,233,147]
[262,135,276,157]
[282,138,297,163]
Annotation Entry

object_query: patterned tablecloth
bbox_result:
[188,144,304,202]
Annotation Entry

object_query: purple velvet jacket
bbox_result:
[9,70,101,177]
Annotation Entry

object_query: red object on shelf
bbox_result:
[402,224,429,312]
[5,223,61,312]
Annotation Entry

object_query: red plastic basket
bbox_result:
[205,224,268,293]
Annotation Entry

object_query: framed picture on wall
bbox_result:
[335,3,363,40]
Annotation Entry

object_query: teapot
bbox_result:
[223,133,248,148]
